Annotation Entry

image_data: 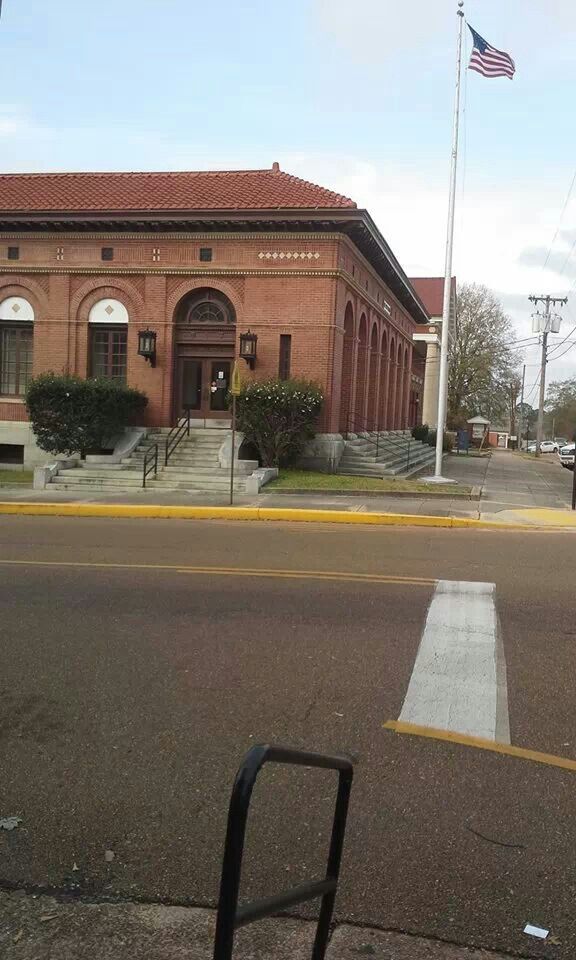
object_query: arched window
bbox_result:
[175,288,235,326]
[0,296,34,397]
[88,298,128,382]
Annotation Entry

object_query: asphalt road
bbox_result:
[1,517,575,959]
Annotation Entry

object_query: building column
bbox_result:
[380,351,390,429]
[355,342,369,430]
[388,360,398,429]
[403,353,412,429]
[422,341,440,427]
[341,335,358,434]
[368,344,380,428]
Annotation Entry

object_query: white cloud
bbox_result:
[0,106,29,137]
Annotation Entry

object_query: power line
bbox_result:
[524,374,541,406]
[547,324,576,360]
[542,168,576,272]
[547,340,576,364]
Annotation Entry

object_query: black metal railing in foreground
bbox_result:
[213,744,354,960]
[142,443,158,488]
[165,410,191,466]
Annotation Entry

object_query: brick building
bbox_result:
[0,164,432,467]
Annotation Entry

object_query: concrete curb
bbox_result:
[0,500,538,530]
[266,487,480,501]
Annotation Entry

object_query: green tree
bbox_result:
[516,402,537,443]
[448,284,519,427]
[545,377,576,440]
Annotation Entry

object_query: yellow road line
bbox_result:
[384,720,576,773]
[0,559,435,586]
[177,569,433,585]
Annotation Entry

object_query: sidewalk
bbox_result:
[0,890,519,959]
[0,451,575,529]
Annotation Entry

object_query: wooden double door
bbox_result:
[175,355,233,419]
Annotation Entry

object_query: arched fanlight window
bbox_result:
[88,298,129,382]
[175,288,236,326]
[0,296,34,397]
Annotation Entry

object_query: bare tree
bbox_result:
[448,284,519,427]
[545,377,576,439]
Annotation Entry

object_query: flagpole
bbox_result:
[430,0,465,481]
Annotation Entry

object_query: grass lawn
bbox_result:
[267,469,472,495]
[0,469,33,486]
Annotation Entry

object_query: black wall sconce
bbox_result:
[138,329,157,367]
[239,330,258,370]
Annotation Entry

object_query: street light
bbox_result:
[137,329,157,367]
[239,330,258,369]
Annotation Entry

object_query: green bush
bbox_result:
[411,423,429,442]
[426,429,454,453]
[234,378,323,467]
[443,431,455,453]
[26,373,148,457]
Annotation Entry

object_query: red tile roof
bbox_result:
[410,277,456,318]
[0,165,356,213]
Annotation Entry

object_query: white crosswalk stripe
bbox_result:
[399,580,510,742]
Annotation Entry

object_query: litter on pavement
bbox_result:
[524,924,549,939]
[0,816,22,831]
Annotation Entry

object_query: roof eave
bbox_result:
[0,206,428,324]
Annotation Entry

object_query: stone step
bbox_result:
[65,466,144,476]
[153,470,232,481]
[140,435,224,445]
[147,480,246,491]
[338,437,436,478]
[128,452,222,463]
[52,475,144,487]
[340,447,434,471]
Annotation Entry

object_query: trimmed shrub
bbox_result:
[234,378,323,467]
[411,423,429,442]
[426,429,455,453]
[26,373,148,457]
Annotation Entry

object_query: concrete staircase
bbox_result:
[338,431,437,479]
[49,427,251,494]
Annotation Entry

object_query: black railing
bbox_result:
[142,443,158,488]
[213,744,354,960]
[345,412,415,473]
[165,410,191,466]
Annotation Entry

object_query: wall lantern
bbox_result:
[239,329,258,369]
[138,329,157,367]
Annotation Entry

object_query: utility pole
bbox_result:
[529,295,567,457]
[509,377,520,449]
[518,364,526,451]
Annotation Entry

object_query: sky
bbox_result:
[2,0,576,406]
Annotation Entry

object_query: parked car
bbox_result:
[559,443,575,469]
[527,440,558,453]
[554,437,568,449]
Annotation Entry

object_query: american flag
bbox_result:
[468,25,515,80]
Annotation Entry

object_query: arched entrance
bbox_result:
[173,288,236,420]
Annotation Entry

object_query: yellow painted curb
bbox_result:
[384,720,576,773]
[0,501,566,530]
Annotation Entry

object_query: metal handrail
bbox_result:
[345,413,417,472]
[142,443,158,488]
[165,410,191,466]
[213,744,354,960]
